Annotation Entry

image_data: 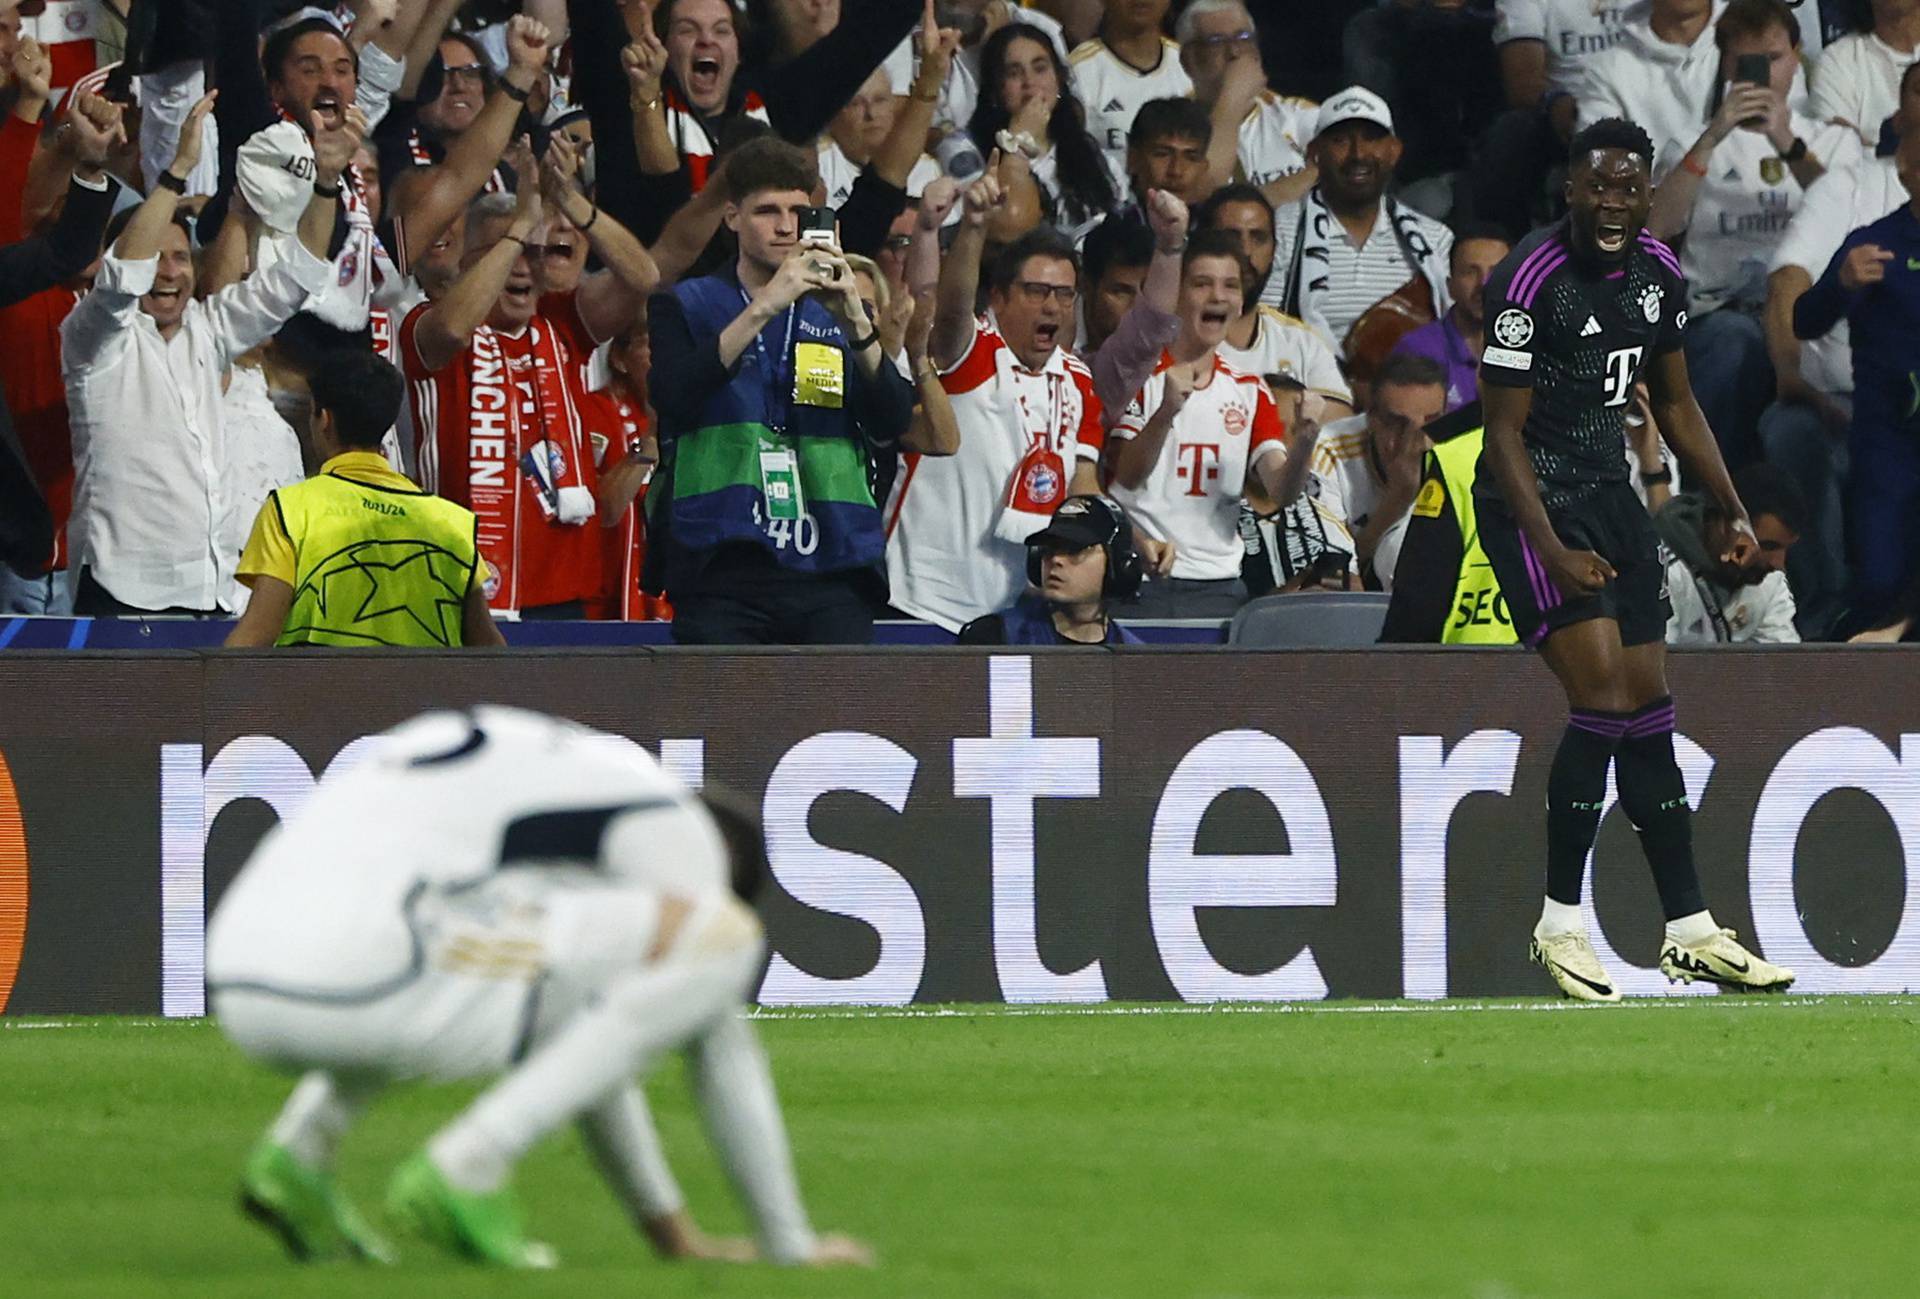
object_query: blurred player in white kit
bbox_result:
[206,706,870,1270]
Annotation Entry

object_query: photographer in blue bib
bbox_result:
[644,136,916,644]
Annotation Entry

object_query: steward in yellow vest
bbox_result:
[1379,402,1519,644]
[225,352,506,648]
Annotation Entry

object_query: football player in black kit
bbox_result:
[1475,118,1794,1001]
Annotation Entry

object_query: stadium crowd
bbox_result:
[0,0,1911,646]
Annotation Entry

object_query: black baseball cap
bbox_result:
[1025,496,1120,552]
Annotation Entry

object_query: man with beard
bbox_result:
[1389,225,1512,412]
[1107,228,1298,618]
[1475,116,1793,1001]
[1654,463,1803,644]
[1195,182,1351,418]
[1265,87,1451,353]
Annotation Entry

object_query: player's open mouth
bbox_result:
[1596,221,1629,253]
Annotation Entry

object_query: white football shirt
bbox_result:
[1238,91,1315,187]
[1217,307,1354,406]
[886,318,1106,629]
[1109,351,1285,580]
[1069,37,1194,175]
[1492,0,1631,97]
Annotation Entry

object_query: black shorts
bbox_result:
[1477,481,1671,649]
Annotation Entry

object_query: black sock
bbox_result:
[1613,697,1706,920]
[1545,709,1628,905]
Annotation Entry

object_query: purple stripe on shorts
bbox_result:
[1513,248,1570,309]
[1517,529,1560,610]
[1626,708,1677,738]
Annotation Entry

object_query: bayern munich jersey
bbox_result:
[1478,220,1689,509]
[1110,352,1285,580]
[886,319,1104,629]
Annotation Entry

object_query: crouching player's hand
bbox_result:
[807,1231,877,1267]
[646,1209,757,1263]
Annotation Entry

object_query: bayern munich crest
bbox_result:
[1641,284,1663,323]
[1025,463,1062,504]
[1492,309,1533,348]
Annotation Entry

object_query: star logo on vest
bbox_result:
[1492,309,1534,348]
[1580,315,1602,337]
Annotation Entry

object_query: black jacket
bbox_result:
[0,174,118,574]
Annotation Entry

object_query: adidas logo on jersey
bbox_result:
[1102,98,1124,113]
[1580,315,1602,337]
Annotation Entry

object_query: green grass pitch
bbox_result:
[3,998,1916,1298]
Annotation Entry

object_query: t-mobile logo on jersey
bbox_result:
[1176,444,1221,497]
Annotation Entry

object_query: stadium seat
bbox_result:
[1226,592,1393,648]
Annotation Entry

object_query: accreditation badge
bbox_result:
[792,341,845,408]
[760,447,803,522]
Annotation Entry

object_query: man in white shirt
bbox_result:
[1304,352,1450,590]
[210,706,873,1270]
[63,94,344,617]
[888,174,1124,630]
[1645,0,1860,467]
[1758,62,1919,636]
[1107,228,1297,617]
[1576,0,1813,176]
[1473,0,1631,237]
[1069,0,1192,176]
[1266,87,1453,351]
[1176,0,1315,194]
[1812,0,1920,145]
[1194,182,1354,418]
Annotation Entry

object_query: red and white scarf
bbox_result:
[466,319,591,608]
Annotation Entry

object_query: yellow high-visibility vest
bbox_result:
[1426,428,1518,645]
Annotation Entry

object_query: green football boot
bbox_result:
[385,1151,557,1269]
[239,1140,396,1264]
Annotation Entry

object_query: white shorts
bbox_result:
[213,869,672,1083]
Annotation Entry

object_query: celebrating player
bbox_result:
[1474,118,1794,1001]
[207,707,871,1269]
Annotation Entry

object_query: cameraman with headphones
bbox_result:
[957,496,1145,646]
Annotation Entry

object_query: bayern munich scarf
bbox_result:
[466,319,593,607]
[1280,189,1450,346]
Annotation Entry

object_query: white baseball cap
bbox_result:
[236,120,317,234]
[1311,86,1395,143]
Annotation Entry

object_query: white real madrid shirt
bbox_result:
[1217,306,1354,407]
[1493,0,1632,97]
[1068,36,1194,175]
[1811,32,1919,144]
[1238,91,1315,187]
[1770,153,1904,396]
[1306,414,1411,587]
[883,6,1072,133]
[1678,116,1862,314]
[816,137,942,208]
[886,316,1106,630]
[1575,2,1807,181]
[1108,351,1286,580]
